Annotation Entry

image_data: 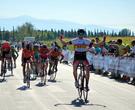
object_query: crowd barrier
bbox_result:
[62,50,135,78]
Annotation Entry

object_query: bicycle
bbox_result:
[77,61,89,103]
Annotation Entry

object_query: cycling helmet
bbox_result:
[77,29,86,36]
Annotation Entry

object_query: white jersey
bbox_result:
[70,38,91,52]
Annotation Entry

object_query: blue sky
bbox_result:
[0,0,135,31]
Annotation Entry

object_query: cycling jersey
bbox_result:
[39,48,49,59]
[70,38,91,52]
[22,49,33,58]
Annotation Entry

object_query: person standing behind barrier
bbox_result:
[130,40,135,57]
[109,39,127,56]
[93,36,108,55]
[129,40,135,84]
[117,39,127,56]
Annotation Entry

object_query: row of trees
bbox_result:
[0,22,134,41]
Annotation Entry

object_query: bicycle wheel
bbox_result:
[43,68,47,85]
[83,76,89,103]
[77,73,83,99]
[26,70,30,88]
[50,65,57,81]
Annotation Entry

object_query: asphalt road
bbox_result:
[0,51,135,110]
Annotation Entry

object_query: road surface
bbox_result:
[0,51,135,110]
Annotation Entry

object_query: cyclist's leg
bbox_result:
[22,58,27,83]
[55,59,58,72]
[1,51,5,74]
[13,56,17,68]
[8,53,13,69]
[44,60,48,73]
[0,58,4,75]
[73,60,79,87]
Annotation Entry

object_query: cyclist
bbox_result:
[11,45,19,68]
[48,46,64,75]
[39,44,50,84]
[0,40,11,75]
[59,29,91,90]
[21,43,34,83]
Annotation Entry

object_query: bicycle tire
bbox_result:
[83,76,89,103]
[77,72,83,99]
[50,65,57,81]
[43,69,47,85]
[26,69,30,88]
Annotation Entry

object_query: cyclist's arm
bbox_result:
[59,35,72,45]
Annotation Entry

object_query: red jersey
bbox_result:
[39,48,49,58]
[22,49,34,58]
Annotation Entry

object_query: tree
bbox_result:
[119,28,131,36]
[131,32,135,37]
[16,22,35,40]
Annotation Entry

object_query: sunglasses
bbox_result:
[78,33,85,36]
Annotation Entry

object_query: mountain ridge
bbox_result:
[0,15,120,32]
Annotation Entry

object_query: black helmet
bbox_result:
[77,29,86,36]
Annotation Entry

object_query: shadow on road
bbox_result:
[48,79,57,83]
[17,85,31,91]
[35,83,48,87]
[0,78,7,83]
[48,79,61,83]
[54,98,107,108]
